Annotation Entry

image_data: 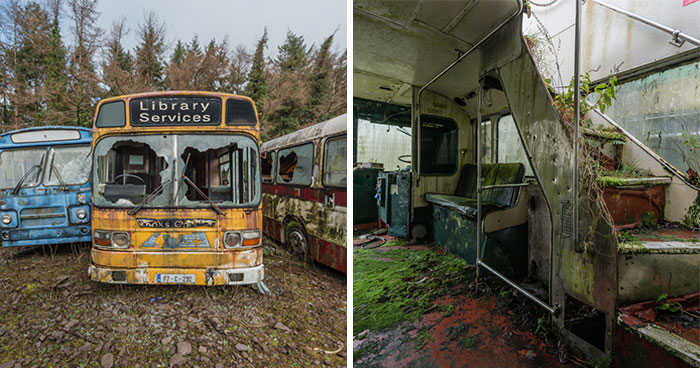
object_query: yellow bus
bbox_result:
[87,91,265,289]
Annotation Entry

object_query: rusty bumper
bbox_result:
[87,264,264,286]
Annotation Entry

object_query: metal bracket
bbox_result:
[669,30,685,47]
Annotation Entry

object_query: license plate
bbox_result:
[156,273,195,284]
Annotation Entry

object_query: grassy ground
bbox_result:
[353,247,472,336]
[0,241,346,368]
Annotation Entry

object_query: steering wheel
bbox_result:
[398,154,412,164]
[113,173,145,185]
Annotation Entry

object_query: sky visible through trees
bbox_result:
[0,0,347,140]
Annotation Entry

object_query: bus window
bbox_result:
[497,115,533,176]
[261,151,275,183]
[481,119,493,163]
[420,115,458,175]
[324,136,346,187]
[277,143,314,186]
[0,147,47,189]
[45,145,91,186]
[96,101,126,128]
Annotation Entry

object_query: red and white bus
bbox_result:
[261,115,346,273]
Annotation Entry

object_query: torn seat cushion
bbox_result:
[425,163,525,218]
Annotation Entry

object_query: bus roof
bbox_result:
[261,114,346,152]
[97,90,254,104]
[354,0,520,106]
[0,126,92,150]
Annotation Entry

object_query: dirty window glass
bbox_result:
[96,101,126,128]
[497,115,533,176]
[92,134,260,208]
[420,115,457,175]
[261,151,275,183]
[324,136,346,187]
[0,147,47,189]
[277,143,314,186]
[600,60,700,178]
[225,99,257,125]
[45,145,91,186]
[480,119,493,163]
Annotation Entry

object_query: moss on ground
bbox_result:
[353,248,472,335]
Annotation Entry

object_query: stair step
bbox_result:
[582,127,627,144]
[598,176,672,187]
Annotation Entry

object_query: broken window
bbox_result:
[0,147,47,189]
[324,136,346,187]
[497,115,533,176]
[420,115,458,175]
[261,151,275,183]
[277,143,314,186]
[45,145,92,186]
[92,134,260,209]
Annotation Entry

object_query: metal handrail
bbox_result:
[477,259,560,315]
[591,0,700,47]
[480,183,530,190]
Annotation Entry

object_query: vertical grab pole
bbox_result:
[573,0,581,250]
[475,79,484,280]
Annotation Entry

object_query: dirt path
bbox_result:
[353,242,575,368]
[0,242,346,367]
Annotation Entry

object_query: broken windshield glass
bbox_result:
[0,147,47,189]
[92,134,260,209]
[45,145,92,186]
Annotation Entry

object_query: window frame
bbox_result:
[322,134,347,188]
[261,150,276,184]
[275,142,315,187]
[419,114,459,177]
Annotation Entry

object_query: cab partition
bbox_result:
[415,90,531,280]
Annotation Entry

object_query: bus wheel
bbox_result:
[285,221,309,262]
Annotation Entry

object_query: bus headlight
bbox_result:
[1,215,11,225]
[76,209,87,220]
[223,232,241,248]
[111,232,130,248]
[93,230,111,247]
[241,230,261,247]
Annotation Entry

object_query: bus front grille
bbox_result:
[20,207,66,227]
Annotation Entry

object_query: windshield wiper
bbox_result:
[50,164,69,191]
[174,153,224,215]
[181,175,224,215]
[12,164,42,195]
[128,179,172,216]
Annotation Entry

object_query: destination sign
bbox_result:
[137,218,217,228]
[130,96,221,126]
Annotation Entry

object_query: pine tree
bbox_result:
[102,17,136,96]
[134,12,166,91]
[245,29,269,120]
[305,33,335,122]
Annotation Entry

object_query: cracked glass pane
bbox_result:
[277,143,314,186]
[92,134,260,208]
[45,145,92,186]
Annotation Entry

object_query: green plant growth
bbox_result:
[353,249,472,334]
[681,131,700,186]
[413,326,432,351]
[682,194,700,229]
[554,73,617,121]
[534,314,551,337]
[655,294,683,313]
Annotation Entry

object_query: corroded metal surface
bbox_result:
[615,292,700,367]
[603,185,666,229]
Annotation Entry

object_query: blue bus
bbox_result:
[0,126,93,247]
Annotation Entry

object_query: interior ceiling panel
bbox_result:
[354,0,519,105]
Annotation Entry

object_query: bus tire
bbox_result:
[284,221,310,263]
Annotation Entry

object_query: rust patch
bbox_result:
[602,185,665,229]
[618,292,700,346]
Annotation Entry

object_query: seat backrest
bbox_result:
[481,163,525,207]
[453,162,524,207]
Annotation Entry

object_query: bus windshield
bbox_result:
[92,134,260,209]
[0,147,47,189]
[45,145,92,186]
